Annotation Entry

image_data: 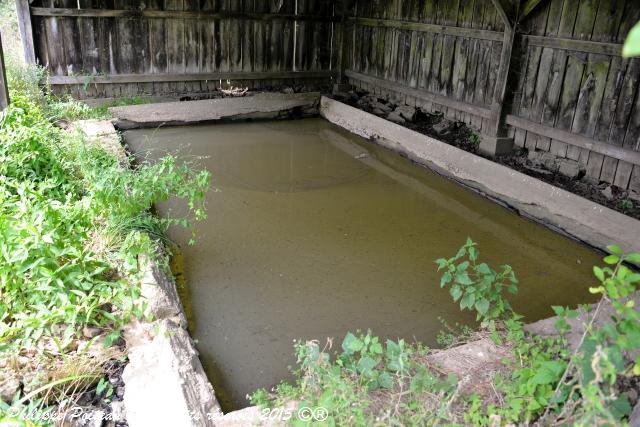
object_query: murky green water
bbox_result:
[125,118,601,411]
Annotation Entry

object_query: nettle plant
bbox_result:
[436,238,518,328]
[547,246,640,424]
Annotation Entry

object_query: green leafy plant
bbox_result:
[618,198,634,211]
[436,238,518,328]
[542,246,640,425]
[623,21,640,57]
[0,60,210,383]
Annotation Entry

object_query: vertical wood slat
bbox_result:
[16,0,37,64]
[0,31,9,110]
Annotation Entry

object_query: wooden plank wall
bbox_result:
[512,0,640,191]
[29,0,336,99]
[346,0,640,193]
[347,0,505,131]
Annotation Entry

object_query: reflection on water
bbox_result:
[125,118,601,411]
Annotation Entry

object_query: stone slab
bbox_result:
[73,119,126,161]
[320,97,640,255]
[110,92,321,129]
[122,256,221,427]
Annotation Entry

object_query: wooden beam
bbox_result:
[30,7,338,22]
[335,0,348,84]
[506,115,640,166]
[0,32,9,110]
[348,17,504,42]
[15,0,36,64]
[520,0,549,21]
[48,70,336,85]
[489,0,516,29]
[523,35,622,56]
[487,24,518,137]
[345,70,493,119]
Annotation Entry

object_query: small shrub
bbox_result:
[435,238,518,329]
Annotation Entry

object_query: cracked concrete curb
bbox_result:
[74,119,225,425]
[109,92,321,129]
[320,97,640,255]
[122,255,223,427]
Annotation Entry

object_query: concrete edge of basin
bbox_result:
[319,96,640,255]
[122,254,223,427]
[109,92,321,130]
[76,120,223,426]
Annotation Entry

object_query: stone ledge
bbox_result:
[320,96,640,255]
[122,255,222,427]
[73,119,127,161]
[109,92,321,130]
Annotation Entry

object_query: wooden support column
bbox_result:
[15,0,36,64]
[0,32,10,110]
[520,0,549,21]
[480,0,519,157]
[333,0,353,93]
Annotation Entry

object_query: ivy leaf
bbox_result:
[342,332,363,354]
[531,361,566,385]
[626,253,640,263]
[593,266,605,282]
[476,263,492,275]
[460,292,475,310]
[450,285,463,302]
[606,244,624,255]
[357,356,377,376]
[440,271,452,288]
[603,255,620,265]
[475,298,490,316]
[455,273,474,286]
[378,371,393,389]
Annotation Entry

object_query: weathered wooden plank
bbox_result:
[0,32,9,110]
[505,115,640,166]
[629,164,640,192]
[541,0,567,155]
[518,46,543,149]
[609,59,640,146]
[346,70,493,119]
[30,7,338,21]
[165,0,185,77]
[147,0,167,74]
[587,0,625,149]
[520,0,549,21]
[522,35,622,56]
[528,46,554,150]
[348,17,503,41]
[600,156,619,184]
[613,160,633,188]
[16,0,37,64]
[49,70,336,84]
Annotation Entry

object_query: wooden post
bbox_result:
[0,32,10,110]
[15,0,37,64]
[480,0,519,157]
[333,0,352,93]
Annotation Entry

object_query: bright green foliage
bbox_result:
[623,21,640,57]
[251,332,458,426]
[549,246,640,424]
[253,240,640,426]
[0,64,211,353]
[435,238,518,328]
